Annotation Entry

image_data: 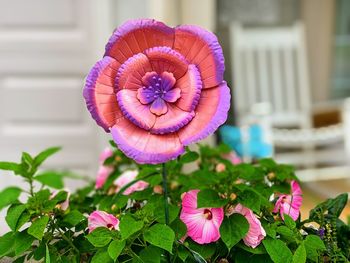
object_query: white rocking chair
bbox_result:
[229,22,350,179]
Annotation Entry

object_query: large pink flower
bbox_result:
[88,211,119,233]
[83,19,230,164]
[114,170,149,195]
[273,180,303,221]
[180,190,224,244]
[233,204,266,248]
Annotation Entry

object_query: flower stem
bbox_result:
[162,163,170,225]
[162,163,171,262]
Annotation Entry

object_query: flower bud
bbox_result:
[215,163,226,172]
[153,185,163,194]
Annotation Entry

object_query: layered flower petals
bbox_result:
[84,19,230,164]
[174,25,225,88]
[144,46,188,79]
[175,64,202,112]
[116,53,152,91]
[105,19,174,64]
[117,89,156,130]
[180,190,224,244]
[83,56,123,132]
[179,81,231,146]
[110,118,185,164]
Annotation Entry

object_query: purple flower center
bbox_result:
[203,209,213,220]
[137,71,181,116]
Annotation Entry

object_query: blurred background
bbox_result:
[0,0,349,223]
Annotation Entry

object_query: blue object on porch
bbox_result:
[220,124,272,159]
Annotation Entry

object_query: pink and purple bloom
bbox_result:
[273,180,303,221]
[180,190,224,244]
[233,204,266,248]
[114,170,149,195]
[222,151,242,165]
[88,211,119,233]
[83,19,230,164]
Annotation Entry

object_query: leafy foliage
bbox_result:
[0,144,348,262]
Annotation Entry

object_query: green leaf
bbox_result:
[220,214,249,249]
[179,151,199,163]
[284,215,296,229]
[197,189,228,208]
[170,218,187,240]
[63,210,85,226]
[143,224,175,253]
[6,204,26,231]
[276,226,295,242]
[34,171,64,189]
[304,235,325,261]
[139,245,161,263]
[14,231,35,255]
[154,204,179,224]
[108,240,125,261]
[263,238,293,263]
[0,162,22,174]
[28,215,49,240]
[33,147,61,167]
[91,249,113,263]
[45,244,50,263]
[237,189,261,213]
[0,232,15,257]
[86,227,113,247]
[293,243,306,263]
[0,187,22,210]
[119,214,144,239]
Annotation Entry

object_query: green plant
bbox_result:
[0,143,348,262]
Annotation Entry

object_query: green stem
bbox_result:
[59,229,79,254]
[28,177,34,196]
[162,163,171,262]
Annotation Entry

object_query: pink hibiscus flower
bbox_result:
[88,211,119,233]
[114,170,149,195]
[99,147,114,164]
[273,180,303,221]
[83,19,230,164]
[180,190,224,244]
[95,165,114,189]
[233,204,266,248]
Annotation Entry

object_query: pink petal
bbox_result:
[115,53,152,91]
[137,87,156,105]
[234,204,266,248]
[273,195,286,213]
[150,104,195,134]
[163,88,181,103]
[150,98,168,116]
[174,64,202,112]
[88,211,119,232]
[114,170,138,188]
[105,19,175,64]
[182,190,200,210]
[144,46,188,79]
[117,89,156,130]
[291,180,302,196]
[110,118,185,164]
[95,166,114,189]
[178,82,231,146]
[196,220,221,244]
[161,72,176,91]
[99,147,114,164]
[123,180,149,195]
[174,25,224,88]
[83,56,123,132]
